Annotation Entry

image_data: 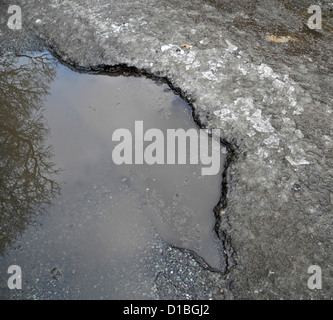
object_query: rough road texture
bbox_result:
[1,0,332,299]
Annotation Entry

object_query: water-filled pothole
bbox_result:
[0,53,226,299]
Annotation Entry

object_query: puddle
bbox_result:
[0,53,226,299]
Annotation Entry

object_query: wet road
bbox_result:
[0,0,332,299]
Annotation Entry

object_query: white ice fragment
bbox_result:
[290,99,297,107]
[294,129,304,139]
[273,79,285,89]
[264,135,280,148]
[238,66,247,75]
[225,40,238,52]
[256,147,269,159]
[185,51,196,65]
[285,156,310,166]
[247,130,256,137]
[110,23,122,33]
[192,61,201,68]
[161,44,174,52]
[247,109,275,133]
[292,105,304,115]
[200,38,210,45]
[219,108,231,117]
[202,71,217,81]
[214,108,231,117]
[257,63,278,79]
[288,86,295,93]
[214,107,237,121]
[322,135,333,148]
[234,97,254,108]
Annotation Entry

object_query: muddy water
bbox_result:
[0,53,226,299]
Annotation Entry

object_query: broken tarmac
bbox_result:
[0,0,332,299]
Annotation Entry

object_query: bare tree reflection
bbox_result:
[0,53,60,254]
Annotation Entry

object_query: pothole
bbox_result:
[0,52,227,299]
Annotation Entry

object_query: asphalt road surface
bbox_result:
[0,0,332,299]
